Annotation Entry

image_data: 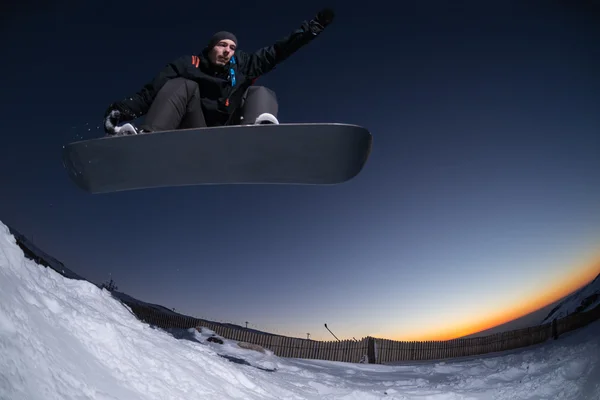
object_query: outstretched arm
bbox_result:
[237,8,334,80]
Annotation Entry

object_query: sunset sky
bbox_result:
[1,1,599,342]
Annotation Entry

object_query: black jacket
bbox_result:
[110,18,327,126]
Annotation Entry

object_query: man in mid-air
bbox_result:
[103,8,335,135]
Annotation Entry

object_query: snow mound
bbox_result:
[542,273,600,324]
[1,220,599,399]
[7,225,86,281]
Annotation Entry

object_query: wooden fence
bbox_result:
[374,302,600,363]
[127,303,371,363]
[123,299,600,365]
[374,324,552,363]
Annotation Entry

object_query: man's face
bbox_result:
[209,39,236,66]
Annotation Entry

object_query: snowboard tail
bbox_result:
[62,123,372,194]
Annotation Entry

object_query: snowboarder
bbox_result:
[103,8,335,136]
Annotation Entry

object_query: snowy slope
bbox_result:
[1,219,599,400]
[6,224,280,339]
[7,224,86,281]
[542,273,600,324]
[110,290,188,317]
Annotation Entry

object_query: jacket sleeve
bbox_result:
[236,19,327,80]
[111,56,191,118]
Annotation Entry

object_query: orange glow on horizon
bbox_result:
[387,254,600,342]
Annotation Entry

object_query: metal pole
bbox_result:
[324,323,340,341]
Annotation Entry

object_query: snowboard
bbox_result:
[62,123,372,194]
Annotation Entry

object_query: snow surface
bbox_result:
[7,225,85,281]
[1,219,599,399]
[542,274,600,324]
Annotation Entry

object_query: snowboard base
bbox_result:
[62,123,372,194]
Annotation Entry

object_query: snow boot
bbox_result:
[254,113,279,125]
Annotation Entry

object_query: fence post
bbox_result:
[367,336,376,363]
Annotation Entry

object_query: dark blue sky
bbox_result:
[1,1,599,341]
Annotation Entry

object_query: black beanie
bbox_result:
[208,31,238,49]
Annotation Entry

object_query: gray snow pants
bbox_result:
[140,77,278,132]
